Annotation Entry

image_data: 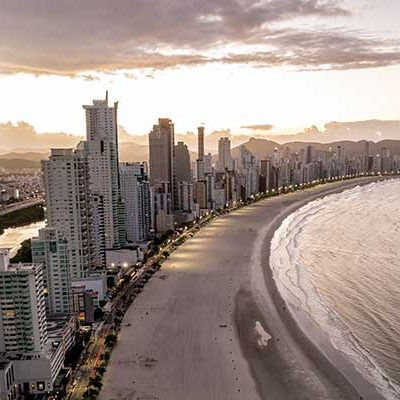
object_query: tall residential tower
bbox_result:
[149,118,175,197]
[83,92,126,249]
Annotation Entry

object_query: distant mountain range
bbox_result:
[232,138,400,160]
[2,138,400,170]
[1,119,399,168]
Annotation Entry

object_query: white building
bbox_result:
[83,92,126,249]
[31,228,72,316]
[237,146,259,199]
[42,147,101,277]
[0,250,76,396]
[72,272,107,306]
[106,248,142,269]
[0,249,47,355]
[120,163,152,244]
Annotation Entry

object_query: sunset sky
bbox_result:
[1,0,400,136]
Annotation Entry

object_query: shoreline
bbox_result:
[235,177,391,399]
[99,176,395,400]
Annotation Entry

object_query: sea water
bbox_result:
[270,179,400,399]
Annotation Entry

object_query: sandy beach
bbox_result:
[99,177,391,400]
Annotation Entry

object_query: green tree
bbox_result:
[0,204,44,235]
[10,239,32,263]
[94,307,104,321]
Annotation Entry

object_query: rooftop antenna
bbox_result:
[105,90,109,103]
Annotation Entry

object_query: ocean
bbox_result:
[270,179,400,400]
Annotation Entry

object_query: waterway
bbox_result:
[271,180,400,399]
[0,220,46,257]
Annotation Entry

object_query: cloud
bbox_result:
[0,122,82,152]
[2,0,398,75]
[241,124,274,131]
[266,120,400,143]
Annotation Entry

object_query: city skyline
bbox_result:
[0,2,400,399]
[1,1,400,136]
[0,93,399,399]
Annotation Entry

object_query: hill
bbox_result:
[233,138,400,159]
[0,158,41,169]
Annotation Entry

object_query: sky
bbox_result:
[0,0,400,137]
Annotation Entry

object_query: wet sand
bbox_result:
[100,177,391,400]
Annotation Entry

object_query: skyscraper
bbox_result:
[237,146,258,199]
[0,249,48,355]
[196,126,205,180]
[120,163,152,243]
[42,147,97,277]
[174,142,191,183]
[217,137,233,171]
[305,145,313,164]
[174,142,195,220]
[149,118,175,196]
[153,183,174,235]
[83,92,126,249]
[31,228,72,316]
[260,159,278,192]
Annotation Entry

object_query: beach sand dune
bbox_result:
[99,178,389,400]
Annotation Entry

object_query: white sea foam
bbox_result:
[270,180,400,400]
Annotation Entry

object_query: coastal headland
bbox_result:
[100,177,393,400]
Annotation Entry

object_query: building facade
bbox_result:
[0,250,47,355]
[31,228,72,316]
[120,162,152,243]
[83,92,126,249]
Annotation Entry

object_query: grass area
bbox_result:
[0,204,44,236]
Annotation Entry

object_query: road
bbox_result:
[0,198,43,216]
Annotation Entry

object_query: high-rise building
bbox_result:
[0,249,48,355]
[217,137,233,171]
[305,145,313,164]
[204,153,213,174]
[83,92,125,249]
[176,181,195,214]
[120,163,152,243]
[197,126,204,160]
[196,126,205,180]
[31,228,72,316]
[153,184,174,236]
[149,118,175,201]
[42,147,100,277]
[174,142,195,221]
[237,146,259,199]
[260,159,278,192]
[174,142,191,183]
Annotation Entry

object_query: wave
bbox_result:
[270,180,400,400]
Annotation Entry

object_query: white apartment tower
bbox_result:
[83,92,126,249]
[120,163,152,243]
[0,249,48,355]
[42,147,103,278]
[31,228,72,316]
